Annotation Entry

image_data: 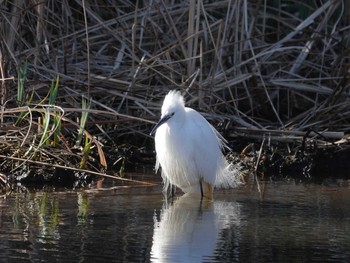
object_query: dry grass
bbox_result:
[0,0,350,182]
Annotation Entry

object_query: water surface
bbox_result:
[1,178,350,262]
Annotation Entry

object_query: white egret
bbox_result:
[150,90,241,199]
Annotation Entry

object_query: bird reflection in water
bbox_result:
[151,193,241,262]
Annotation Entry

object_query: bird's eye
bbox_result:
[170,112,175,117]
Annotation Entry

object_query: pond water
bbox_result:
[1,175,350,262]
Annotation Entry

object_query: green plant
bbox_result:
[16,63,27,106]
[80,135,92,169]
[49,76,59,105]
[75,97,91,147]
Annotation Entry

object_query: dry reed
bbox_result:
[0,0,349,183]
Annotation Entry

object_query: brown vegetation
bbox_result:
[0,0,349,186]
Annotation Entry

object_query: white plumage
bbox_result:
[150,90,240,198]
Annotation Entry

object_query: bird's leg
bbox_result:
[199,177,213,200]
[164,184,176,200]
[199,178,204,198]
[170,184,176,198]
[202,181,213,200]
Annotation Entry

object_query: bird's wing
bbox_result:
[184,108,222,185]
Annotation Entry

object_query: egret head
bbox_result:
[150,90,185,136]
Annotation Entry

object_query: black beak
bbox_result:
[150,114,172,136]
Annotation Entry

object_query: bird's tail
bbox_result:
[215,159,242,189]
